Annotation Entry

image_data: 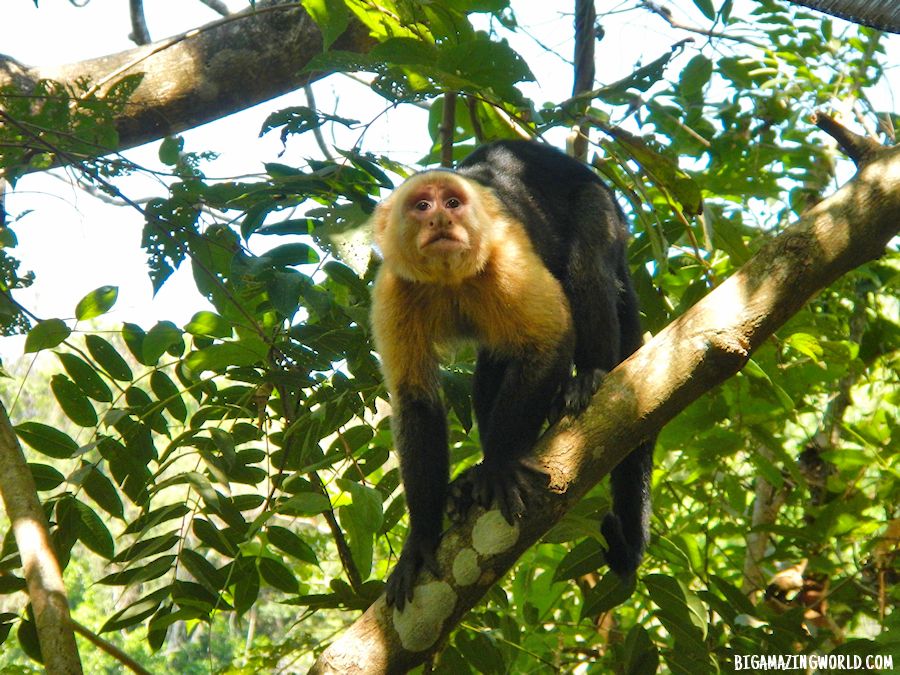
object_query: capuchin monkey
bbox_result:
[370,140,653,609]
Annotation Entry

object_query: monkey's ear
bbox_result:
[370,197,394,248]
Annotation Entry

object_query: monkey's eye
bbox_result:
[415,200,431,211]
[445,197,461,209]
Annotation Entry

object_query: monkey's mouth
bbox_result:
[420,230,468,252]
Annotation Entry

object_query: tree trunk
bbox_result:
[0,402,83,674]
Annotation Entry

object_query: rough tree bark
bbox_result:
[0,0,374,156]
[788,0,900,32]
[310,125,900,673]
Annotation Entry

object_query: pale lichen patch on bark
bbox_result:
[452,548,480,586]
[392,581,456,652]
[472,510,519,556]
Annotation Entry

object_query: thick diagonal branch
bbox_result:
[311,142,900,673]
[0,0,374,158]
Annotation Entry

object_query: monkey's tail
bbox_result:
[601,438,653,576]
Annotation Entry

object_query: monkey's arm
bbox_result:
[371,278,448,609]
[386,388,447,608]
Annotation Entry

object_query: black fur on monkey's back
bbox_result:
[458,140,653,576]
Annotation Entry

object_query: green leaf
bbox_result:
[278,492,332,517]
[143,321,183,364]
[338,478,383,531]
[122,322,147,364]
[233,565,260,616]
[85,334,133,381]
[456,632,505,674]
[17,617,42,664]
[75,285,118,320]
[0,577,26,594]
[709,575,757,617]
[99,555,177,586]
[259,556,299,594]
[56,352,112,402]
[262,242,320,267]
[183,471,221,511]
[28,463,65,491]
[645,574,708,648]
[267,270,304,316]
[678,55,712,97]
[51,374,98,427]
[580,571,637,619]
[16,422,79,458]
[82,465,125,519]
[622,624,660,675]
[192,519,237,557]
[180,549,224,593]
[123,504,191,535]
[73,499,115,559]
[24,319,70,353]
[785,332,824,360]
[692,0,716,20]
[301,0,350,49]
[184,338,269,373]
[184,311,232,338]
[552,538,607,583]
[101,588,170,632]
[150,370,187,422]
[267,525,319,566]
[159,136,184,165]
[339,504,374,580]
[112,534,179,563]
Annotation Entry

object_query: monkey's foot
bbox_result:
[449,458,548,525]
[447,476,475,525]
[551,367,606,422]
[385,534,441,611]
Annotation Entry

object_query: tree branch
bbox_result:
[788,0,900,33]
[0,400,83,674]
[812,111,884,167]
[128,0,151,46]
[72,620,151,675]
[0,0,374,159]
[439,92,457,168]
[310,135,900,673]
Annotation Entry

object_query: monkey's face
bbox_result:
[373,171,498,284]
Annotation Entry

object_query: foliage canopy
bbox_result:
[0,0,897,672]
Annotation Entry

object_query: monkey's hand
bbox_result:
[450,458,547,525]
[385,533,441,611]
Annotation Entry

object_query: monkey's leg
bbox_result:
[447,352,507,523]
[557,186,626,416]
[554,275,619,417]
[385,391,448,609]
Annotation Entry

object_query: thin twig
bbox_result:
[197,0,230,16]
[641,0,766,48]
[304,84,334,160]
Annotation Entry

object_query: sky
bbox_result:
[1,0,897,363]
